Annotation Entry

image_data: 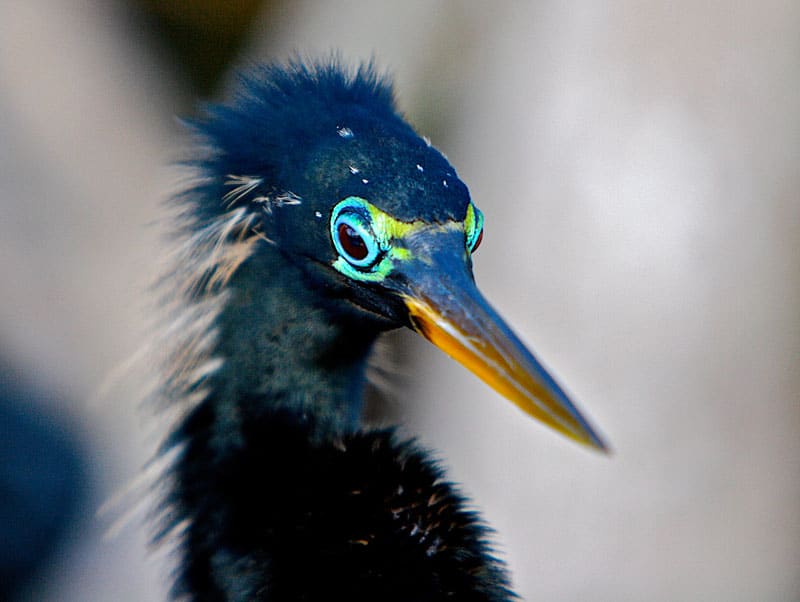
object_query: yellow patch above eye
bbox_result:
[365,200,478,244]
[464,203,477,234]
[365,203,425,244]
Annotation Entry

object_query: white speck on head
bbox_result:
[416,164,424,172]
[442,180,448,188]
[348,165,360,174]
[362,178,369,184]
[337,126,354,139]
[315,211,322,218]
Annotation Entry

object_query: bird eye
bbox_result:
[337,222,369,260]
[471,228,484,252]
[331,201,382,269]
[465,204,485,254]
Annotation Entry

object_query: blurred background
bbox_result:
[1,1,798,600]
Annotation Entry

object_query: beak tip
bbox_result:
[574,420,611,454]
[589,434,612,455]
[570,417,610,454]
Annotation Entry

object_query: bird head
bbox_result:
[186,61,607,451]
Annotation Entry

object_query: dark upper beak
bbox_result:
[389,228,608,452]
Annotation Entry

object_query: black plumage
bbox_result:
[174,404,512,600]
[156,59,604,601]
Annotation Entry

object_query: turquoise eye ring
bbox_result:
[330,199,383,270]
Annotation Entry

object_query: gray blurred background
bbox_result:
[1,1,798,600]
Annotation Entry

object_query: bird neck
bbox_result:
[209,247,380,443]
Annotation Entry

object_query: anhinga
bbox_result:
[156,60,606,601]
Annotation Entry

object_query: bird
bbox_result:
[154,59,607,601]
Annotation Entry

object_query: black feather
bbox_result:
[171,403,514,601]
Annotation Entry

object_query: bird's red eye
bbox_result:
[337,222,369,261]
[331,200,383,270]
[472,228,484,252]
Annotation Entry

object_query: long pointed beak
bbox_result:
[395,247,608,452]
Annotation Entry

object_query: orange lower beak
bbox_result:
[399,265,607,452]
